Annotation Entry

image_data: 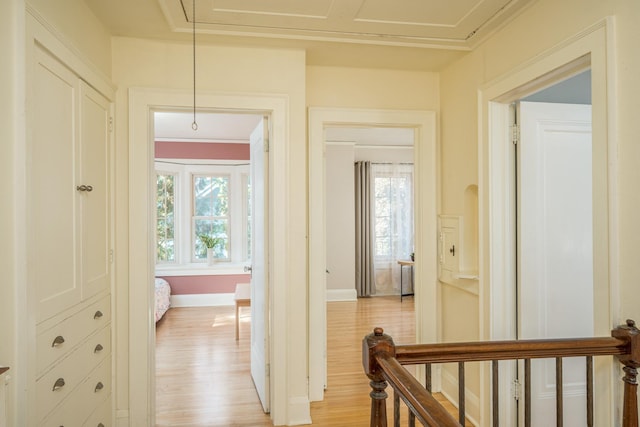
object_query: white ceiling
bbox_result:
[105,1,534,143]
[85,0,534,71]
[154,111,263,142]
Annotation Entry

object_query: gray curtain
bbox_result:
[355,161,375,297]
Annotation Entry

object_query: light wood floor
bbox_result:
[155,296,460,426]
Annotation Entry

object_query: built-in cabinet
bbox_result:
[438,215,461,282]
[438,212,478,285]
[28,17,113,426]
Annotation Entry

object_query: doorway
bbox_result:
[152,110,270,420]
[324,126,415,300]
[482,27,615,424]
[128,89,289,425]
[307,107,438,401]
[515,79,593,426]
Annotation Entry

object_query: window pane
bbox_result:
[372,167,414,260]
[193,174,230,262]
[156,173,176,262]
[194,219,228,260]
[194,175,229,217]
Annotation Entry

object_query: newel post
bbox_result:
[612,319,640,427]
[363,327,396,427]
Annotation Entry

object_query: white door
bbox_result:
[31,46,82,321]
[79,81,112,300]
[250,117,270,413]
[517,101,593,426]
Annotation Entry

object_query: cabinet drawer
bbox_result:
[41,398,84,427]
[36,325,110,422]
[40,358,110,427]
[80,358,111,417]
[36,295,111,375]
[83,392,112,427]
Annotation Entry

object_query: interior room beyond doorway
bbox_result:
[324,126,415,301]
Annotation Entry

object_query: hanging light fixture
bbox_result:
[191,0,198,131]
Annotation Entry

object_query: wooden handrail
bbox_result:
[377,352,460,427]
[395,336,629,364]
[363,320,640,427]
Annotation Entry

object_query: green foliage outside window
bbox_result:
[193,175,229,260]
[156,173,175,262]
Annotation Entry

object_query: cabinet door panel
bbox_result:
[31,47,81,322]
[79,82,111,299]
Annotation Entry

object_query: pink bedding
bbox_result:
[155,278,171,322]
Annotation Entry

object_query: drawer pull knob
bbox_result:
[76,184,93,192]
[98,424,105,427]
[94,310,103,319]
[94,381,104,392]
[94,343,104,353]
[51,335,65,347]
[52,377,65,391]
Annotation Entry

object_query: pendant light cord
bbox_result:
[191,0,198,131]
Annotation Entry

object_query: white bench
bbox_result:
[234,283,251,340]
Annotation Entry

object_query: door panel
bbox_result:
[517,101,593,426]
[32,47,81,321]
[80,82,111,300]
[250,117,270,413]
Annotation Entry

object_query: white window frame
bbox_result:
[191,172,231,263]
[154,160,250,273]
[155,170,179,264]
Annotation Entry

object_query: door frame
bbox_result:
[128,88,290,425]
[478,19,617,425]
[308,107,438,401]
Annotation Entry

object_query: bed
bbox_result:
[155,277,171,322]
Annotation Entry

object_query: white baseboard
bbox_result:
[287,396,312,425]
[326,289,358,301]
[115,410,129,427]
[171,290,357,307]
[170,293,234,307]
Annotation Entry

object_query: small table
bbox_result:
[234,283,251,340]
[397,260,414,301]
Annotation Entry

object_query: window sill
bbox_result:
[155,263,249,277]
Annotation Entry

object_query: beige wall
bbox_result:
[611,2,640,321]
[307,65,440,111]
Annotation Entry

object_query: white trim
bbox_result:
[478,19,617,426]
[287,396,315,425]
[115,409,129,427]
[308,107,438,402]
[326,289,357,302]
[155,266,249,276]
[154,161,250,265]
[170,293,234,307]
[129,88,297,425]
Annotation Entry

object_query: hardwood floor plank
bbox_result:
[156,296,464,426]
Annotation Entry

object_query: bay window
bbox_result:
[155,161,250,268]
